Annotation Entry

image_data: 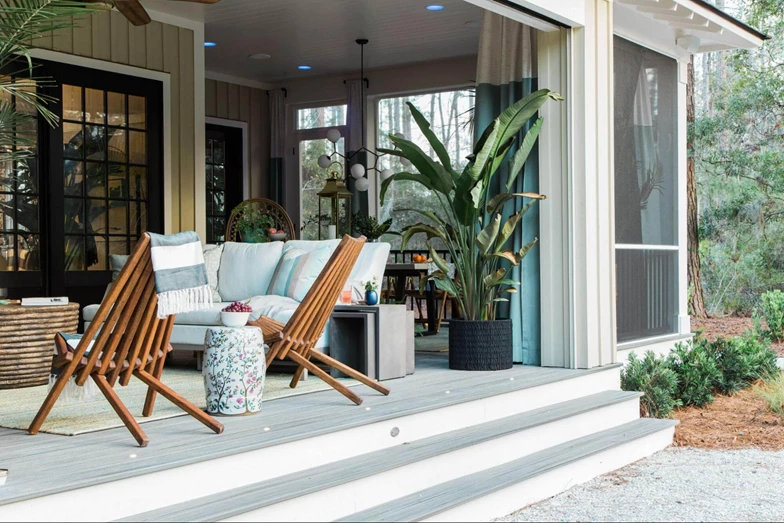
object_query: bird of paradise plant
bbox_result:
[380,89,562,321]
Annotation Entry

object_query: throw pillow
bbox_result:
[202,244,224,302]
[267,246,331,302]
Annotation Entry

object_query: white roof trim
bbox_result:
[616,0,765,52]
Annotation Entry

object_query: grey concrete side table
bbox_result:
[329,304,414,381]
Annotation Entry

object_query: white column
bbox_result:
[569,0,616,368]
[677,59,691,335]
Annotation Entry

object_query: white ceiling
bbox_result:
[142,0,484,83]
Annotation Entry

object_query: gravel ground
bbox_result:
[496,447,784,522]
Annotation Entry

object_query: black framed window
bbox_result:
[0,75,40,273]
[205,136,226,243]
[61,84,149,272]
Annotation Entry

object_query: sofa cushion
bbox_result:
[283,239,341,255]
[202,244,223,302]
[348,242,391,302]
[267,247,331,302]
[218,241,284,302]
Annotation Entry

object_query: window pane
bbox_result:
[107,128,127,163]
[129,95,146,129]
[85,125,106,161]
[85,88,105,124]
[129,131,146,164]
[616,248,678,342]
[297,105,347,130]
[87,236,107,271]
[64,236,85,271]
[108,165,127,199]
[376,89,474,249]
[87,198,107,234]
[0,193,13,231]
[17,234,39,271]
[0,233,15,271]
[63,123,83,159]
[107,200,128,235]
[614,37,678,246]
[300,137,344,240]
[86,162,106,198]
[108,92,126,127]
[130,166,147,200]
[63,85,83,122]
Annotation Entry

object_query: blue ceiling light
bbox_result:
[426,5,445,11]
[204,41,217,47]
[298,65,312,71]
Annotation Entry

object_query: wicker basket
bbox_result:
[0,303,80,390]
[448,319,513,371]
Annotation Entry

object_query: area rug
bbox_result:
[0,368,357,436]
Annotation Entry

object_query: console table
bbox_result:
[329,304,414,381]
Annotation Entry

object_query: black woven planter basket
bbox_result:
[448,319,513,371]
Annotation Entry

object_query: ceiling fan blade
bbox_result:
[114,0,151,26]
[166,0,220,3]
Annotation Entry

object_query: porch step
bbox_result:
[339,418,677,523]
[120,390,644,522]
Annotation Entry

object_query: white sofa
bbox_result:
[83,239,391,355]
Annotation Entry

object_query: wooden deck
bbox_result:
[0,353,609,508]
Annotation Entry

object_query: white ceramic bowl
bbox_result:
[269,232,287,241]
[220,311,250,328]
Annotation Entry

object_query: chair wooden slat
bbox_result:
[250,235,391,405]
[28,234,223,446]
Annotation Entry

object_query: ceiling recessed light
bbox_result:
[465,20,480,28]
[426,5,445,11]
[204,41,217,47]
[249,53,272,60]
[298,65,312,71]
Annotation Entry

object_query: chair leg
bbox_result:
[309,350,391,396]
[134,369,224,435]
[436,293,449,333]
[142,352,167,417]
[289,353,311,389]
[288,351,364,406]
[28,365,76,435]
[92,374,150,447]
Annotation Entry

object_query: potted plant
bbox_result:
[352,212,397,242]
[233,202,276,243]
[380,89,561,370]
[364,277,380,306]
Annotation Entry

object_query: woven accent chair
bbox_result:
[250,235,391,406]
[28,234,224,447]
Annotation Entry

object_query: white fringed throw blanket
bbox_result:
[148,231,213,318]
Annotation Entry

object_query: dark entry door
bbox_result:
[0,61,163,309]
[205,124,243,243]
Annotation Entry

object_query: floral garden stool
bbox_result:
[203,326,266,416]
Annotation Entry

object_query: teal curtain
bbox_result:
[474,13,540,365]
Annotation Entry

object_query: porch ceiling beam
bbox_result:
[635,2,685,14]
[616,0,662,7]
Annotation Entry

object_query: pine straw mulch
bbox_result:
[690,316,784,357]
[673,383,784,451]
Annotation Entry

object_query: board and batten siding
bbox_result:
[205,79,270,199]
[33,11,198,234]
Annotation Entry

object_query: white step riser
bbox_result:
[424,426,676,523]
[222,398,641,523]
[0,368,620,523]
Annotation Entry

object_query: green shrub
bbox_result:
[758,290,784,340]
[666,339,722,407]
[706,334,779,395]
[621,351,681,418]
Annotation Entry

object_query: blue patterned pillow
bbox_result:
[267,247,332,302]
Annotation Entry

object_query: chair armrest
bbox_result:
[249,316,285,344]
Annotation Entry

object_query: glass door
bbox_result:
[205,124,243,243]
[0,60,163,309]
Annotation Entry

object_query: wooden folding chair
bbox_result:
[250,235,391,406]
[28,234,224,447]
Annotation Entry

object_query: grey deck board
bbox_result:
[337,418,678,522]
[0,354,615,506]
[121,390,642,522]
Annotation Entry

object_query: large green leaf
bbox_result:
[476,213,501,254]
[400,223,446,251]
[406,102,454,172]
[488,250,520,266]
[397,208,446,226]
[486,192,546,215]
[464,120,499,183]
[518,238,539,260]
[495,212,522,250]
[490,90,555,167]
[429,246,451,276]
[506,117,543,191]
[389,134,453,194]
[483,268,507,288]
[380,172,434,205]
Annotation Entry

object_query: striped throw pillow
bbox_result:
[268,247,332,302]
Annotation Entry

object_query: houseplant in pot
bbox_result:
[233,201,276,243]
[352,212,397,242]
[380,89,560,370]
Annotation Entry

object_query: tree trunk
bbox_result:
[687,55,708,319]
